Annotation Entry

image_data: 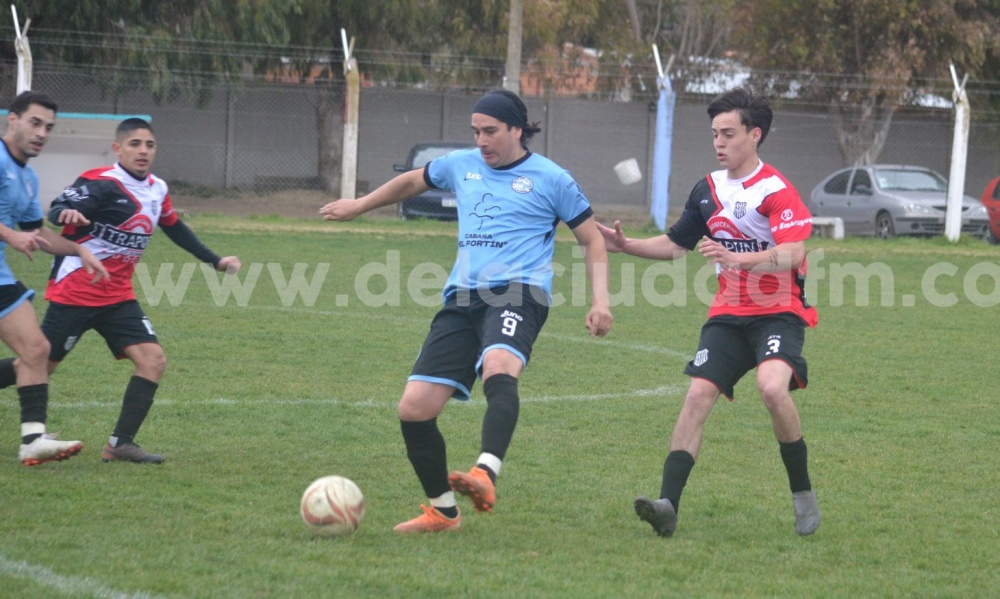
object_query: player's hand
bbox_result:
[56,209,91,226]
[585,305,613,338]
[77,247,109,283]
[595,220,627,253]
[217,256,241,274]
[6,229,51,260]
[698,236,738,269]
[319,199,364,222]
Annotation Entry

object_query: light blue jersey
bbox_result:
[0,142,43,287]
[425,149,593,302]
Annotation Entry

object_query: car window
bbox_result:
[850,170,872,194]
[823,171,850,194]
[874,168,947,192]
[993,180,1000,200]
[411,146,468,169]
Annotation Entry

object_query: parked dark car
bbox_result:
[981,176,1000,244]
[395,141,474,220]
[809,164,989,239]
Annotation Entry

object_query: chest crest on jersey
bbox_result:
[511,176,533,194]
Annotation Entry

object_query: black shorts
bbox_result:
[42,300,159,362]
[409,285,549,400]
[683,313,808,400]
[0,281,34,319]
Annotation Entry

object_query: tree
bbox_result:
[13,0,441,192]
[731,0,1000,166]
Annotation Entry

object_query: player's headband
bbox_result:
[473,92,527,129]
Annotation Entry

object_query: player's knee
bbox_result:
[480,349,522,380]
[397,397,429,422]
[757,379,791,411]
[136,348,167,378]
[19,337,50,368]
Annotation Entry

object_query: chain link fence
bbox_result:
[6,61,1000,212]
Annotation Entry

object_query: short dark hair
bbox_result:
[9,91,58,116]
[707,87,773,146]
[116,117,154,140]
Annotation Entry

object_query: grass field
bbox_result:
[2,214,999,598]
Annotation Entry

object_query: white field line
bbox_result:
[0,554,159,599]
[55,385,685,411]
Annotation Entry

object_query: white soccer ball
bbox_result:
[300,475,366,537]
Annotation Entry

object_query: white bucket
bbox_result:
[614,158,642,186]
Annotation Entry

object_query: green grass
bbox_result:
[2,215,999,598]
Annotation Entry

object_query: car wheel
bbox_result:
[986,228,998,245]
[875,212,895,239]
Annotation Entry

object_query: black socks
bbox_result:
[0,357,16,389]
[660,450,696,512]
[111,376,158,445]
[400,418,450,498]
[481,374,519,461]
[779,437,812,493]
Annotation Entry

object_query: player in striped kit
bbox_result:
[0,118,241,463]
[599,87,821,537]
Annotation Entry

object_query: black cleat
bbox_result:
[101,442,165,464]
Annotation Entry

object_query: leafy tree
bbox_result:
[12,0,438,192]
[730,0,1000,165]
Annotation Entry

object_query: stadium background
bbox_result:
[9,63,1000,218]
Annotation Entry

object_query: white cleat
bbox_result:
[19,433,84,466]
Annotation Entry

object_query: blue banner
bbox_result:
[650,77,676,231]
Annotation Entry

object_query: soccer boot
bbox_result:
[393,504,461,533]
[634,496,678,537]
[19,433,84,466]
[792,490,820,536]
[448,466,496,513]
[101,442,165,464]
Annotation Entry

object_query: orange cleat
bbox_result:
[393,504,461,533]
[448,466,496,513]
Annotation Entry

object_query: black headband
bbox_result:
[472,92,527,128]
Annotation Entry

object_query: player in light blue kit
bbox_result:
[321,89,613,533]
[0,91,108,465]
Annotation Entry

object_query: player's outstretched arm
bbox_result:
[0,222,50,259]
[596,219,686,261]
[159,219,225,269]
[320,169,430,222]
[571,217,613,338]
[34,226,109,283]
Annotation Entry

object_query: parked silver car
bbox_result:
[809,164,990,239]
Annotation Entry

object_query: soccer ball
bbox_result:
[300,475,366,537]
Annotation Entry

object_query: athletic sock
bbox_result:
[18,384,48,444]
[400,418,450,499]
[660,450,696,513]
[111,376,158,445]
[0,357,16,389]
[433,505,459,518]
[481,374,519,461]
[779,437,812,493]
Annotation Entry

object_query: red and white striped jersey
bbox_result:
[668,161,817,326]
[46,163,178,307]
